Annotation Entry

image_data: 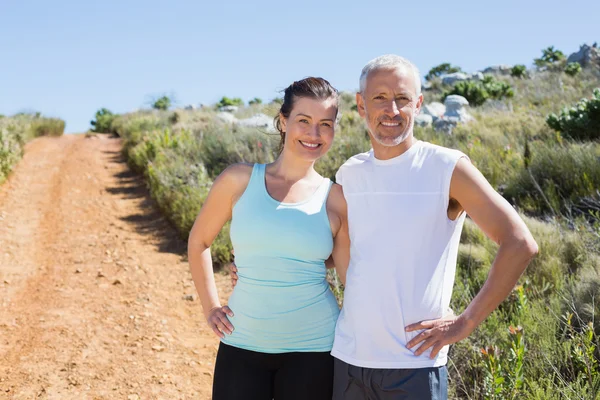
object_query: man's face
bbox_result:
[356,67,423,147]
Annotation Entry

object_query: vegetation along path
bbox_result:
[0,134,230,399]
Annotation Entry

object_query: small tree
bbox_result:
[248,97,262,106]
[565,62,582,77]
[153,96,171,110]
[511,65,527,78]
[217,96,244,108]
[90,108,116,133]
[534,46,565,68]
[425,63,462,81]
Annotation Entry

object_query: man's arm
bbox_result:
[406,157,538,358]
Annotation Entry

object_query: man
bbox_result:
[329,54,538,399]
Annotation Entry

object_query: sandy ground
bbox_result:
[0,134,231,399]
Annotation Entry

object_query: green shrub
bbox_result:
[248,97,262,105]
[30,118,65,137]
[444,81,489,106]
[565,62,583,77]
[90,108,116,133]
[482,75,515,99]
[511,64,527,78]
[546,88,600,141]
[443,76,514,107]
[425,63,462,81]
[534,46,566,68]
[217,96,244,108]
[152,96,171,110]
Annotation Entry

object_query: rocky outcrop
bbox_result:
[567,43,600,67]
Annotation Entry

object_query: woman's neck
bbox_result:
[268,151,319,183]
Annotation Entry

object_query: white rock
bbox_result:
[567,43,600,67]
[218,105,238,113]
[482,65,512,76]
[422,102,446,119]
[415,114,433,127]
[216,112,237,124]
[441,72,469,85]
[237,113,275,132]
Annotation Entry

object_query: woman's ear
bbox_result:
[279,113,287,133]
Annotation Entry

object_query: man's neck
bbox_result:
[371,135,418,161]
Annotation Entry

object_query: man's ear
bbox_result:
[355,92,366,118]
[415,93,424,115]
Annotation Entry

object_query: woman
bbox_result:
[187,77,349,400]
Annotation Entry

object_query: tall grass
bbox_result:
[0,113,66,184]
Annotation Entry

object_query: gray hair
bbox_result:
[359,55,421,96]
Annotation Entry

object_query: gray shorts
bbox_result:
[333,357,448,400]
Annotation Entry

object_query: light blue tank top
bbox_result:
[222,163,340,353]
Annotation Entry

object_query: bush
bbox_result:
[425,63,462,81]
[30,118,65,137]
[546,88,600,141]
[511,64,527,78]
[217,96,244,108]
[90,108,116,133]
[444,81,489,106]
[152,96,171,111]
[565,62,582,77]
[534,46,566,68]
[443,76,514,107]
[248,97,262,105]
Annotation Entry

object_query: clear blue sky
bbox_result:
[1,0,598,133]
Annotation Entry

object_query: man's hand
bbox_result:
[405,314,474,359]
[229,262,238,288]
[206,306,235,338]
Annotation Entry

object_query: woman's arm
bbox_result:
[187,164,251,338]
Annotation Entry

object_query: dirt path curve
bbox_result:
[0,134,230,399]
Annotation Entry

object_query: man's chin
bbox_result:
[372,132,410,147]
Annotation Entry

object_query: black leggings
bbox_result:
[212,342,334,400]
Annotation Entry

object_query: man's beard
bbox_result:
[367,113,413,147]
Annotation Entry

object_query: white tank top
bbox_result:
[331,140,467,369]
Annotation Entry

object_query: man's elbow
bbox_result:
[518,235,539,262]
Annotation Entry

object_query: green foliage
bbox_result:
[511,64,527,78]
[505,143,600,215]
[443,76,514,107]
[0,114,65,184]
[534,46,566,68]
[445,81,489,106]
[90,108,116,133]
[565,62,583,77]
[152,95,171,110]
[546,88,600,141]
[426,63,462,81]
[248,97,262,105]
[217,96,244,108]
[30,118,65,137]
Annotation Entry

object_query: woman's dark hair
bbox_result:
[273,77,339,151]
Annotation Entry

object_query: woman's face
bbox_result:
[280,96,337,162]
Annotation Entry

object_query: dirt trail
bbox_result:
[0,134,230,399]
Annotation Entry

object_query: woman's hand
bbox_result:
[207,306,235,338]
